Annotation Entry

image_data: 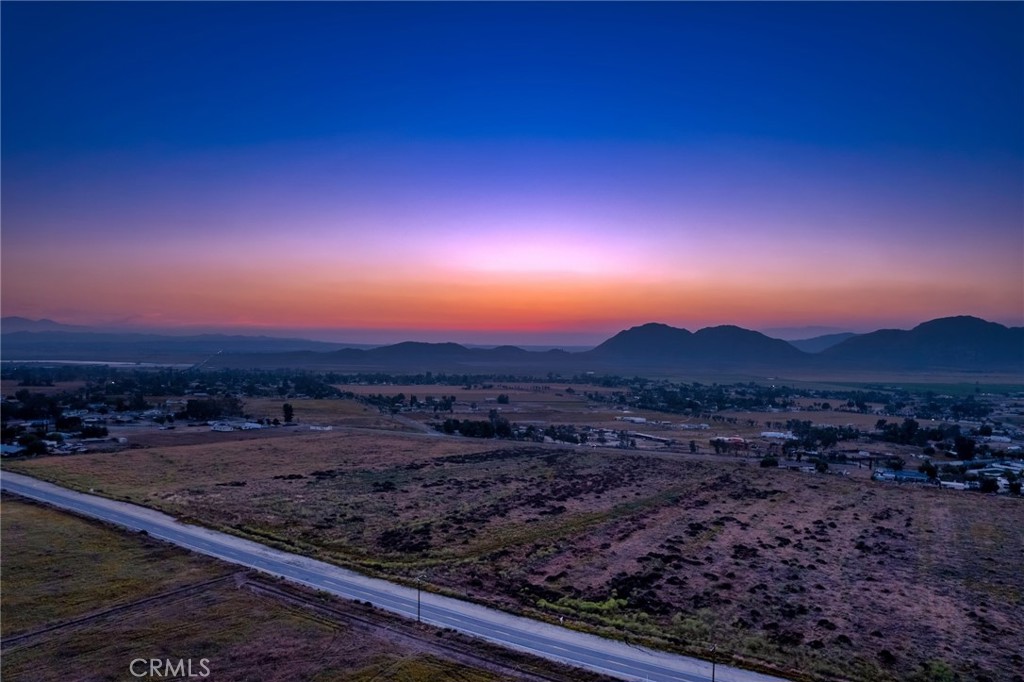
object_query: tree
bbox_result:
[978,477,999,494]
[184,399,221,421]
[689,440,697,453]
[17,434,47,456]
[496,394,510,404]
[953,435,976,460]
[283,403,294,423]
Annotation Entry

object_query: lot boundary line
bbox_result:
[0,572,242,651]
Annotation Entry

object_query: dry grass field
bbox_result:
[245,396,422,431]
[0,495,230,637]
[0,379,87,396]
[7,426,1022,682]
[0,496,581,682]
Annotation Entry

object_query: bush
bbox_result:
[760,456,779,468]
[909,661,958,682]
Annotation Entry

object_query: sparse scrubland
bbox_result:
[8,419,1023,682]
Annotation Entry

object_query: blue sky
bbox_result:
[3,2,1022,343]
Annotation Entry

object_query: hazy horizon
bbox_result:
[4,313,1016,349]
[2,3,1022,342]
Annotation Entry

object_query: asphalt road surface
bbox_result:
[1,471,790,682]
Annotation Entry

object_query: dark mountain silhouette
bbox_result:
[819,316,1024,371]
[1,317,89,333]
[690,326,806,364]
[788,332,858,353]
[319,342,563,370]
[587,323,804,367]
[588,323,693,358]
[2,316,1020,374]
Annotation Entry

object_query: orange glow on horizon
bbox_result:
[5,253,1020,340]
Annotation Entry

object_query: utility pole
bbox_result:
[709,644,717,682]
[416,577,422,623]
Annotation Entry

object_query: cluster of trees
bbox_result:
[911,394,993,421]
[874,418,947,446]
[541,424,588,445]
[784,419,860,450]
[176,397,244,421]
[316,371,577,387]
[362,393,457,414]
[3,389,63,422]
[581,380,906,417]
[873,418,987,459]
[0,366,346,404]
[438,410,512,439]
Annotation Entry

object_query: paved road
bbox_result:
[1,472,789,682]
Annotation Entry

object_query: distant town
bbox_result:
[4,365,1021,497]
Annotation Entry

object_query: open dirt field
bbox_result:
[7,429,1022,682]
[1,496,601,682]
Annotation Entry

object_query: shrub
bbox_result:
[909,661,958,682]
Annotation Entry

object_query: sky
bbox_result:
[2,2,1022,345]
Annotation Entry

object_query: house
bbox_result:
[761,431,797,440]
[872,469,931,484]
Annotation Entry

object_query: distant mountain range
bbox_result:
[587,323,807,368]
[1,317,91,334]
[787,332,859,354]
[814,316,1023,371]
[0,328,364,361]
[2,316,1021,374]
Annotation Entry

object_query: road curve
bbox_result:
[1,471,790,682]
